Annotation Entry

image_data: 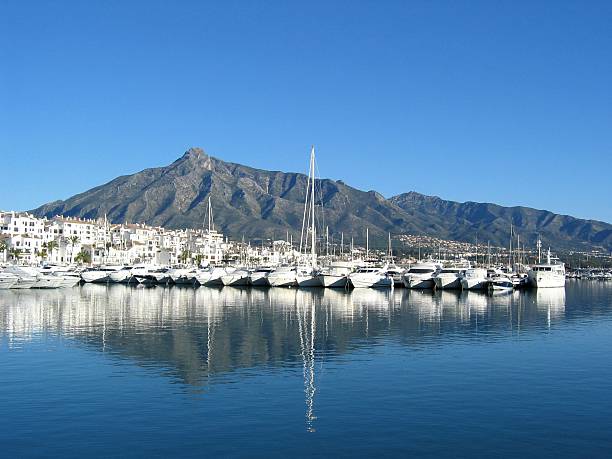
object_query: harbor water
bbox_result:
[1,281,612,457]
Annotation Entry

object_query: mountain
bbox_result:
[32,147,612,251]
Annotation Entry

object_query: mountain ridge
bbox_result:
[31,147,612,251]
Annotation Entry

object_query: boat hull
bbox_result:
[267,275,297,287]
[318,274,348,288]
[460,278,488,290]
[249,273,270,287]
[0,277,17,289]
[297,276,322,288]
[81,272,110,283]
[433,277,462,290]
[350,274,393,289]
[403,276,435,289]
[528,273,565,288]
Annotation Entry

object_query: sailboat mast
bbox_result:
[366,227,369,260]
[310,146,316,268]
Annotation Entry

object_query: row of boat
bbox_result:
[73,257,564,290]
[0,265,81,289]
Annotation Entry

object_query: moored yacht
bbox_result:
[196,266,235,286]
[488,274,514,291]
[296,265,322,288]
[81,266,122,283]
[168,267,198,285]
[38,265,81,287]
[108,266,135,284]
[527,249,565,288]
[386,265,406,287]
[348,264,393,289]
[460,268,488,290]
[317,261,353,288]
[221,268,251,286]
[402,262,440,289]
[267,266,298,287]
[248,267,275,286]
[4,266,62,289]
[433,265,468,290]
[0,272,18,289]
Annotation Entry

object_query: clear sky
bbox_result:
[1,0,611,222]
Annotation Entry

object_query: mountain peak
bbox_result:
[181,147,208,160]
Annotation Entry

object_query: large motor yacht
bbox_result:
[527,249,566,288]
[248,267,275,286]
[460,268,488,290]
[266,266,299,287]
[402,262,440,289]
[348,264,393,289]
[317,261,353,288]
[433,264,469,290]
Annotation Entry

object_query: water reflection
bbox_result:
[0,283,610,432]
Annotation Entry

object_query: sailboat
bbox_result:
[296,146,322,288]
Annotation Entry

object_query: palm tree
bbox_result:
[69,236,80,263]
[75,249,91,265]
[46,240,59,262]
[9,248,22,262]
[0,239,7,262]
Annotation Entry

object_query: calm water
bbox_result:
[1,282,612,458]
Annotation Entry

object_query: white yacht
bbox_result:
[38,266,81,287]
[527,249,565,288]
[221,268,251,286]
[148,267,172,285]
[248,267,275,286]
[0,272,18,289]
[433,265,468,290]
[4,266,62,289]
[386,266,406,288]
[1,270,36,289]
[317,261,353,288]
[81,266,121,283]
[402,262,439,289]
[460,268,488,290]
[488,274,514,291]
[297,265,322,288]
[348,264,393,289]
[196,266,235,286]
[108,266,135,283]
[131,264,164,285]
[169,267,198,285]
[267,266,299,287]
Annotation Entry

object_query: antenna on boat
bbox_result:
[537,234,542,263]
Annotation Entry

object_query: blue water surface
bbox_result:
[1,282,611,458]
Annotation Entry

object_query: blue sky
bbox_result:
[1,0,611,222]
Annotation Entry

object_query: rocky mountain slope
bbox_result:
[32,148,612,251]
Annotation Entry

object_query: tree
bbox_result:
[75,249,91,265]
[46,240,59,261]
[9,248,22,261]
[69,235,80,263]
[0,239,7,262]
[179,249,191,264]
